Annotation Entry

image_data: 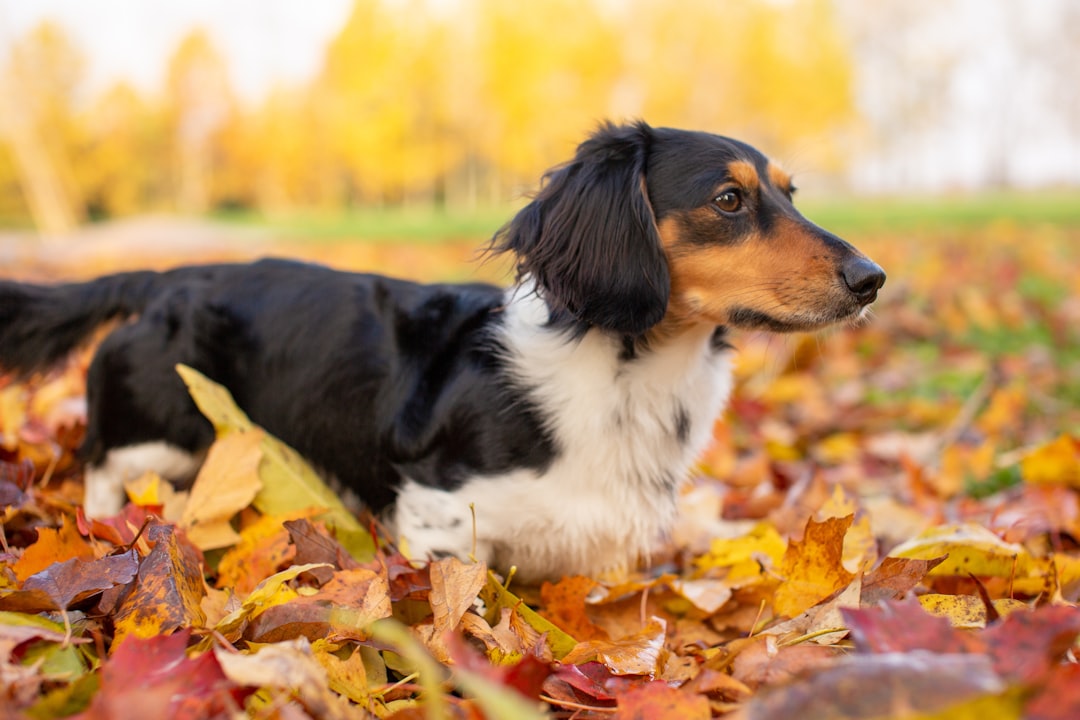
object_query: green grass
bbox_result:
[213,205,516,244]
[215,191,1080,244]
[799,191,1080,236]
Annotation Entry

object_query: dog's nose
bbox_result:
[841,257,886,305]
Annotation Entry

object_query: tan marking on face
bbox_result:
[656,213,843,332]
[727,160,759,189]
[768,163,792,192]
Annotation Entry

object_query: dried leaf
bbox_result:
[561,617,666,676]
[773,515,855,618]
[12,517,95,582]
[176,364,375,562]
[111,525,205,643]
[1,549,138,612]
[180,430,264,550]
[540,575,608,641]
[613,681,710,720]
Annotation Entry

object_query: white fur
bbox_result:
[394,286,733,581]
[84,441,202,517]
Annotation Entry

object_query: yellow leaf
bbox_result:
[1021,434,1080,487]
[216,509,317,594]
[479,570,576,660]
[0,384,26,451]
[813,432,860,465]
[918,593,1029,629]
[180,430,264,550]
[889,523,1032,578]
[175,364,375,562]
[694,522,786,584]
[213,563,332,642]
[774,515,855,618]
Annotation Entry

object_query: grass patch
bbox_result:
[214,206,516,244]
[799,191,1080,236]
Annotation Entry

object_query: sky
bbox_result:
[0,0,353,101]
[2,0,1078,192]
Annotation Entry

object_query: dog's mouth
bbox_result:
[726,300,869,333]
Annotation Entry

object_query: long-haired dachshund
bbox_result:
[0,121,884,581]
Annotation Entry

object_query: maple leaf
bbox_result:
[859,555,947,606]
[773,515,855,618]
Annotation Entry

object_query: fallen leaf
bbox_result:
[111,525,205,643]
[737,653,1010,720]
[859,555,946,606]
[540,575,608,641]
[773,515,855,618]
[561,617,666,676]
[843,598,977,655]
[1,550,138,612]
[480,571,576,660]
[12,517,96,582]
[918,593,1027,628]
[180,430,264,550]
[176,364,375,562]
[1021,434,1080,487]
[613,681,710,720]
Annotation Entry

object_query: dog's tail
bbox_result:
[0,271,163,376]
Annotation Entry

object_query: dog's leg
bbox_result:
[392,480,492,565]
[83,442,204,517]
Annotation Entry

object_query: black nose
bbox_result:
[841,257,886,305]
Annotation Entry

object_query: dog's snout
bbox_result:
[841,257,886,305]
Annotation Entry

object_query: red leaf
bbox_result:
[1025,663,1080,720]
[842,598,979,655]
[981,604,1080,685]
[79,630,247,719]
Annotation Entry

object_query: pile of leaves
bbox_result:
[2,225,1080,719]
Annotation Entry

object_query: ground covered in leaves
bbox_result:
[2,223,1080,719]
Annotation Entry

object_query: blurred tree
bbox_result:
[163,28,235,214]
[316,0,462,206]
[79,82,168,217]
[0,21,85,234]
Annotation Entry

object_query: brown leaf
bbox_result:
[286,518,360,586]
[859,555,946,606]
[730,635,842,690]
[112,524,207,643]
[0,549,138,612]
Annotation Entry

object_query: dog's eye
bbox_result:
[714,190,742,213]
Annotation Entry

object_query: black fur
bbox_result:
[490,121,670,336]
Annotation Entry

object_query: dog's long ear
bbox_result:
[491,121,668,335]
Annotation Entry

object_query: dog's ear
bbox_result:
[492,121,668,335]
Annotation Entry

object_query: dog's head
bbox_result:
[492,121,885,337]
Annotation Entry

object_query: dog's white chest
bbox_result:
[393,291,733,581]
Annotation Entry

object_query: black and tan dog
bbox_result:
[0,121,884,581]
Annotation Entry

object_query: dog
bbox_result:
[0,121,884,582]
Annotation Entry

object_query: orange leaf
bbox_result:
[13,517,96,582]
[561,617,666,676]
[773,515,855,618]
[540,575,608,641]
[613,681,710,720]
[1022,434,1080,487]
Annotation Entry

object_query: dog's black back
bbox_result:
[3,259,555,511]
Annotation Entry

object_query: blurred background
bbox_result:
[0,0,1077,247]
